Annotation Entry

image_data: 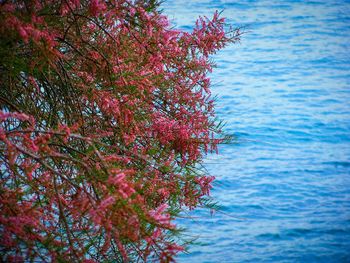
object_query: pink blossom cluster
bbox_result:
[0,0,240,261]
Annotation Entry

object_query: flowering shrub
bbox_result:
[0,0,241,262]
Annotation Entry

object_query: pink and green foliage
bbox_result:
[0,0,240,261]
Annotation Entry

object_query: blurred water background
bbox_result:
[162,0,350,262]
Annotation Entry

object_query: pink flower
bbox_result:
[89,0,106,16]
[107,172,126,185]
[18,26,29,42]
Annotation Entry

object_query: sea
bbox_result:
[162,0,350,262]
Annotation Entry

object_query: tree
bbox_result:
[0,0,240,262]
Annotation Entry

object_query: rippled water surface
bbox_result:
[162,0,350,262]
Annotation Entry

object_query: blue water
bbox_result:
[162,0,350,262]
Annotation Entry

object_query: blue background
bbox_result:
[162,1,350,262]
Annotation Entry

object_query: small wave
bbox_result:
[323,161,350,167]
